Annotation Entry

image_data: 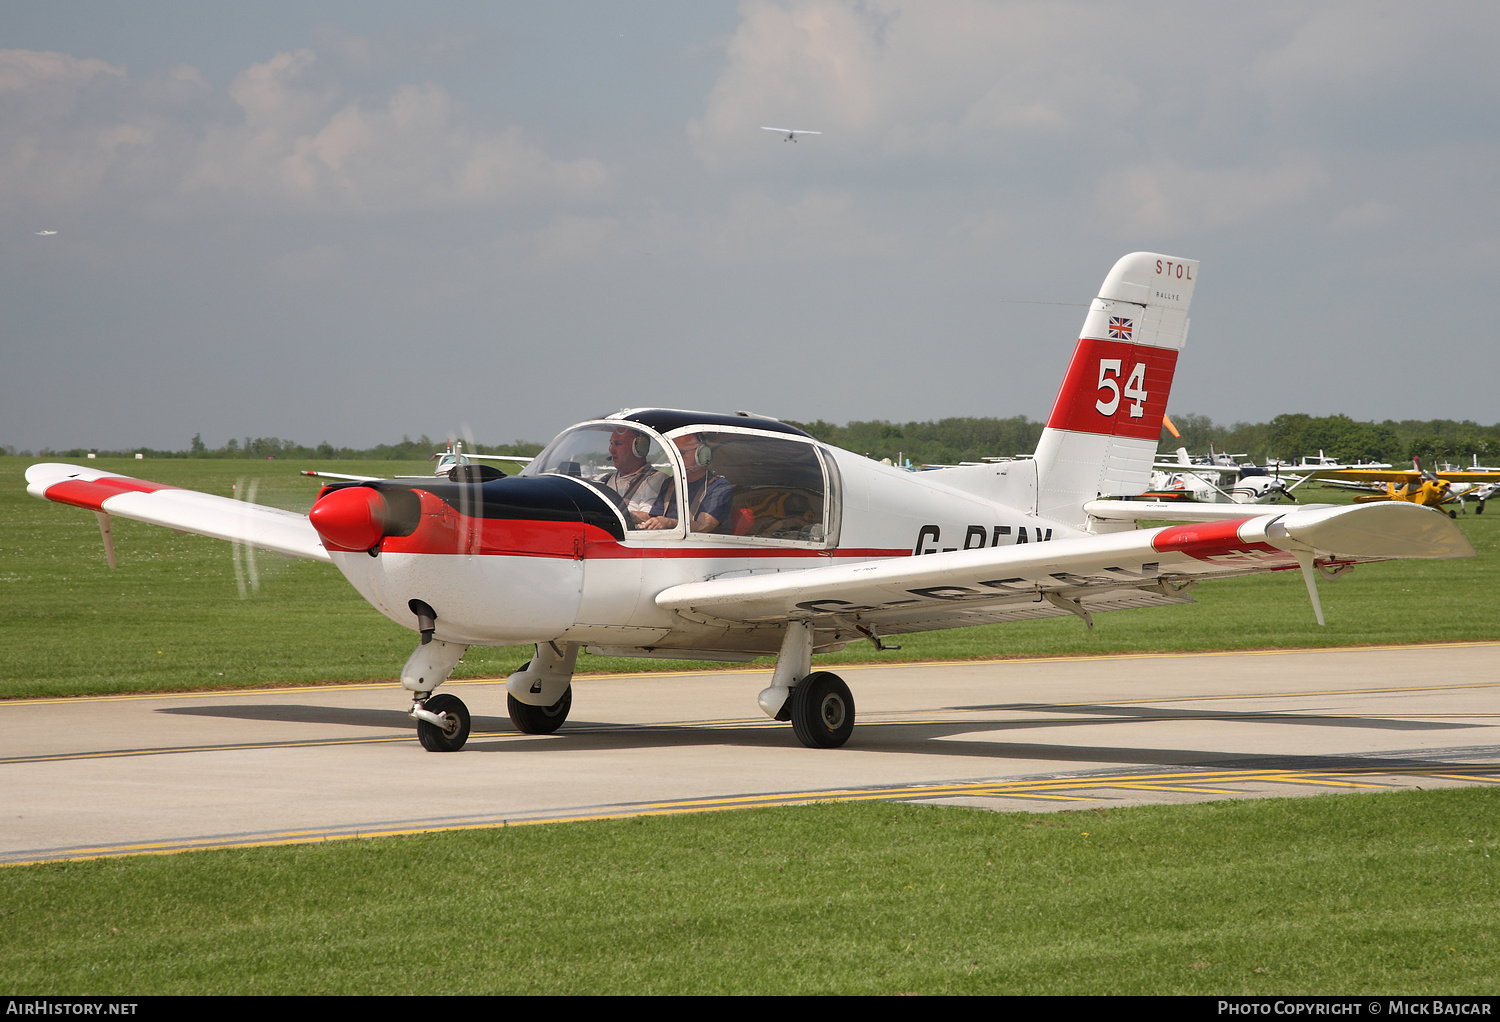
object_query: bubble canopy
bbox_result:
[522,416,839,544]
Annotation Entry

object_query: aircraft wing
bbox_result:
[1434,471,1500,482]
[301,469,383,482]
[1314,469,1420,484]
[26,463,331,563]
[1306,469,1500,485]
[1083,500,1310,522]
[1150,462,1241,474]
[655,502,1472,632]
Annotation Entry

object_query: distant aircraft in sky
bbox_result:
[34,230,57,236]
[761,126,822,142]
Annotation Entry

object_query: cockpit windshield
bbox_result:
[524,421,839,544]
[522,425,672,529]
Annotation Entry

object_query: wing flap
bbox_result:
[26,463,331,563]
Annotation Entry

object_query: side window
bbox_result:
[697,432,828,543]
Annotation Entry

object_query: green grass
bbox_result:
[2,790,1496,994]
[6,457,1497,995]
[3,456,1497,699]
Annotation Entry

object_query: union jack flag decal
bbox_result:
[1108,316,1133,340]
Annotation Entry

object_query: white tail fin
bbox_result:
[1032,252,1197,527]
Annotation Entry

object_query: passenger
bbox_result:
[644,434,734,533]
[597,427,665,528]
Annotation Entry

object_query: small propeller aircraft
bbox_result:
[25,253,1476,752]
[761,126,822,142]
[1312,457,1500,517]
[1148,448,1294,505]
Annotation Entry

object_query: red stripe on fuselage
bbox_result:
[45,476,177,512]
[1045,336,1178,441]
[372,494,911,560]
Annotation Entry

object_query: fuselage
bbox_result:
[314,410,1082,656]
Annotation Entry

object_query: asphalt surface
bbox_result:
[4,642,1498,864]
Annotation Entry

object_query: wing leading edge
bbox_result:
[25,463,331,563]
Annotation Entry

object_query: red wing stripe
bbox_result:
[45,477,178,512]
[1151,519,1277,559]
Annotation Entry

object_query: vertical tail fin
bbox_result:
[1032,252,1197,527]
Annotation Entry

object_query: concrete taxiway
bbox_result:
[3,642,1498,864]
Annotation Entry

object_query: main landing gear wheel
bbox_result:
[790,671,855,749]
[508,686,572,735]
[417,693,471,752]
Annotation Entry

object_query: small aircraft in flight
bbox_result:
[761,126,822,142]
[26,253,1475,752]
[34,230,57,236]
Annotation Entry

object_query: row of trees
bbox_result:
[6,414,1496,466]
[784,416,1045,467]
[783,413,1499,467]
[1163,414,1499,466]
[8,434,542,461]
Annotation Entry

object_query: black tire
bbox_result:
[790,671,855,749]
[417,693,471,752]
[1476,500,1485,515]
[508,686,572,735]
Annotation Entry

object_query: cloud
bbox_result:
[0,46,608,221]
[702,187,898,261]
[1097,157,1330,234]
[687,1,1140,167]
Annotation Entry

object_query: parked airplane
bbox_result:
[24,253,1474,752]
[300,440,532,485]
[1148,448,1292,504]
[1313,457,1500,517]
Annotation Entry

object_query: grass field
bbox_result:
[3,455,1496,699]
[2,791,1496,994]
[4,456,1498,995]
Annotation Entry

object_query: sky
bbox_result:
[3,1,1498,453]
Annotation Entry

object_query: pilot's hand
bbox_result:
[643,516,676,530]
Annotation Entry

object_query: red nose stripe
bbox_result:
[46,476,177,512]
[309,487,389,551]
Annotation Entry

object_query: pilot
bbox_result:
[643,434,734,533]
[597,427,665,527]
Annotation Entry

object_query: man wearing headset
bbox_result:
[598,427,665,528]
[643,433,734,533]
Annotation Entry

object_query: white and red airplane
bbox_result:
[24,253,1475,751]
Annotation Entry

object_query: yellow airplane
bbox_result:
[1316,457,1500,516]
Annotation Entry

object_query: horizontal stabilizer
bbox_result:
[25,463,331,563]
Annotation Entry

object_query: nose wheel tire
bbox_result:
[508,685,573,735]
[790,671,855,749]
[416,693,471,752]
